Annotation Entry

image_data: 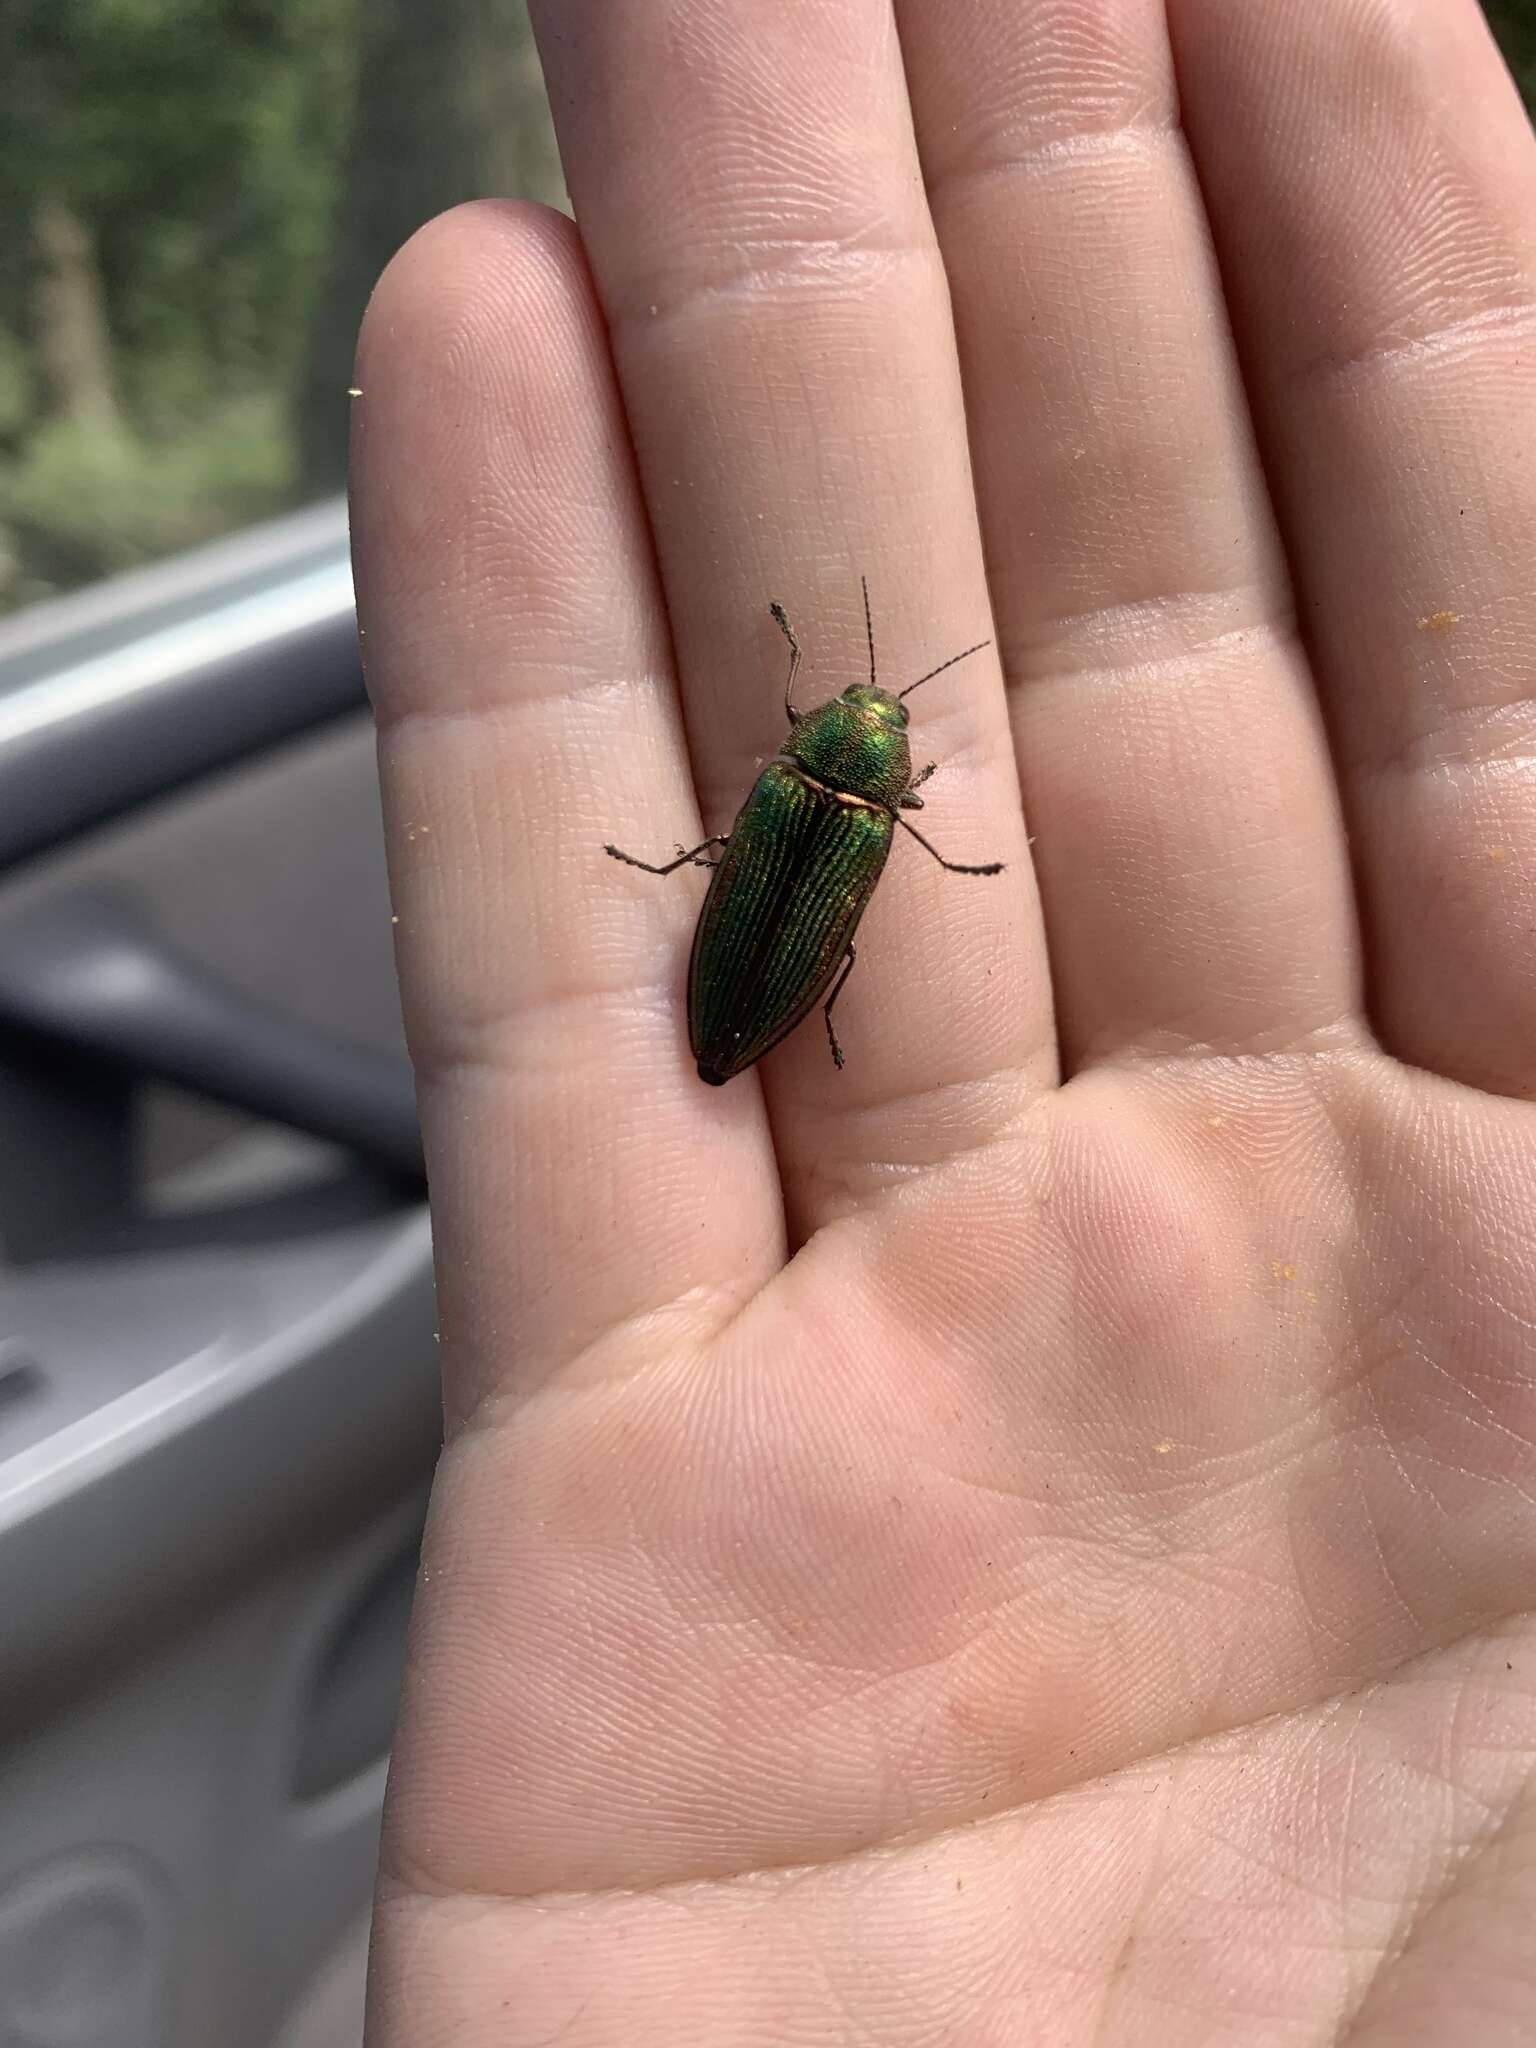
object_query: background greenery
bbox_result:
[0,2,1529,613]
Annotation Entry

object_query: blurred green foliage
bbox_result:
[0,4,1531,613]
[1487,0,1536,100]
[0,0,356,602]
[0,0,559,609]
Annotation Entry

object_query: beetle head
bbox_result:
[840,683,909,727]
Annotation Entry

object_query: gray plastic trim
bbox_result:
[0,500,362,870]
[0,1208,438,1720]
[0,889,422,1182]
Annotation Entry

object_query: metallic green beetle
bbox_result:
[606,583,1003,1085]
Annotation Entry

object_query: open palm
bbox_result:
[351,2,1536,2040]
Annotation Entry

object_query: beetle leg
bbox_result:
[895,813,1004,876]
[900,762,937,810]
[770,600,803,724]
[822,943,858,1070]
[605,834,727,875]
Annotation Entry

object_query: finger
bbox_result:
[895,0,1363,1074]
[350,202,783,1419]
[531,0,1051,1233]
[1169,0,1536,1098]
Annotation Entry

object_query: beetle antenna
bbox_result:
[862,574,876,688]
[899,637,992,700]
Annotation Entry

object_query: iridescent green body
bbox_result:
[605,594,1001,1085]
[690,711,902,1084]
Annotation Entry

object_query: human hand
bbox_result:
[350,3,1536,2040]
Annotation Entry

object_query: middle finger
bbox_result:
[532,0,1051,1231]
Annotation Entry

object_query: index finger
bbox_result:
[350,202,785,1418]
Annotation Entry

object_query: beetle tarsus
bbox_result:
[895,814,1003,876]
[605,835,727,876]
[771,601,803,724]
[823,942,857,1071]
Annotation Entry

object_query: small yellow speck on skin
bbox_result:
[1488,846,1509,863]
[347,386,363,397]
[1417,610,1460,631]
[390,914,400,925]
[1153,1440,1173,1456]
[1205,1113,1225,1130]
[1271,1261,1296,1282]
[1302,1289,1319,1305]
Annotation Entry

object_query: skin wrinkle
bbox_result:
[909,1391,1342,1531]
[998,601,1299,687]
[925,115,1181,205]
[373,670,671,732]
[609,238,941,340]
[1296,297,1536,390]
[1083,1014,1368,1071]
[372,1617,1536,1994]
[1085,1762,1201,2048]
[1341,1777,1529,2041]
[407,977,687,1077]
[1347,698,1536,784]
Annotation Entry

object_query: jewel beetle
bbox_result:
[605,582,1003,1086]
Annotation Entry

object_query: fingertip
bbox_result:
[347,196,631,724]
[355,199,586,391]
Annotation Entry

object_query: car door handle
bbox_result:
[0,889,423,1182]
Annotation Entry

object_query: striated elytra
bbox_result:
[606,581,1004,1085]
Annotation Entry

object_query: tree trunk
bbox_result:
[31,193,120,429]
[297,0,564,497]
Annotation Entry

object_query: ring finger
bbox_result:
[900,0,1363,1074]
